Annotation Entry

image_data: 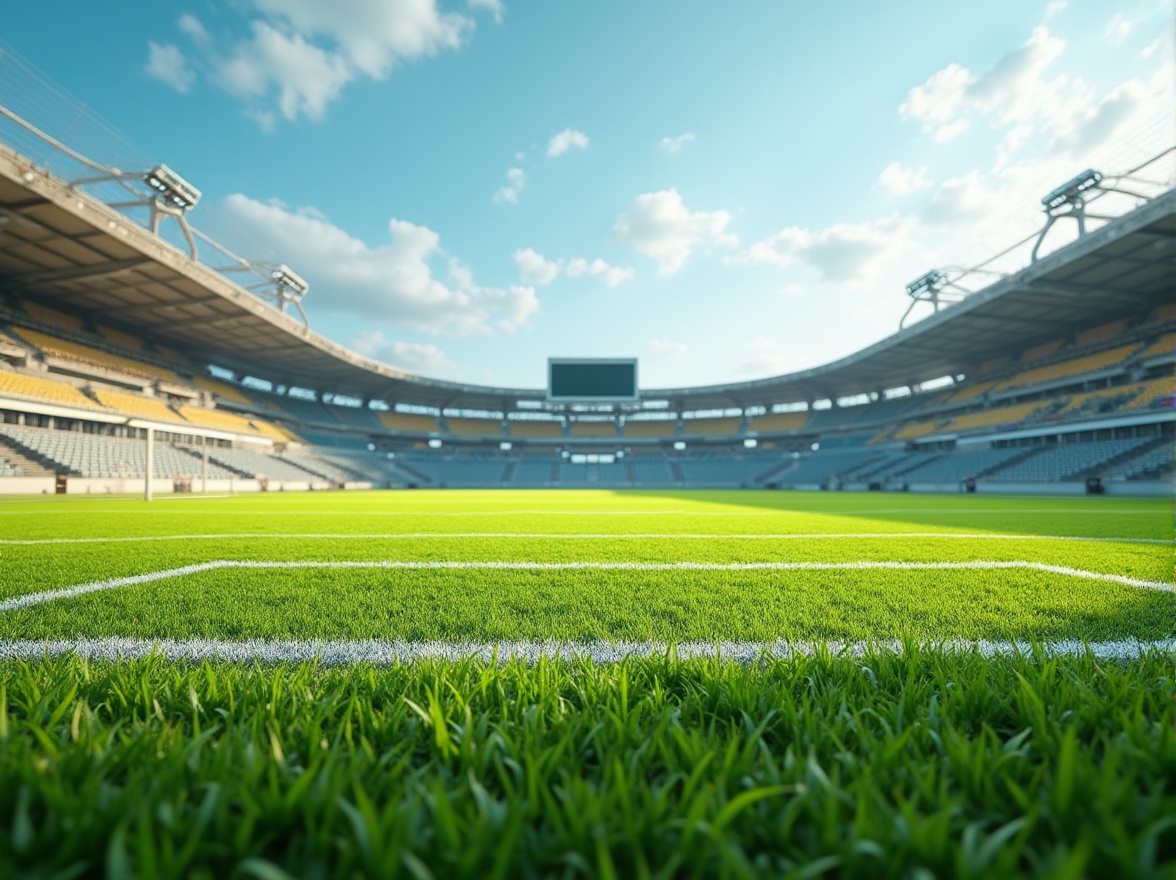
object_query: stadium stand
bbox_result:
[676,453,778,485]
[776,448,882,486]
[379,412,439,434]
[944,381,994,405]
[1104,440,1173,481]
[446,416,505,437]
[177,405,265,436]
[506,419,563,439]
[940,401,1046,434]
[628,453,674,483]
[205,447,323,482]
[90,389,187,425]
[1135,332,1175,362]
[402,453,509,486]
[96,325,147,352]
[18,301,84,332]
[292,428,372,451]
[748,411,808,433]
[513,454,558,484]
[992,343,1142,392]
[1021,338,1066,362]
[986,437,1154,482]
[274,396,338,424]
[0,425,238,479]
[567,420,618,439]
[12,328,181,384]
[892,420,944,440]
[622,419,677,438]
[1074,319,1127,348]
[558,460,629,485]
[680,417,741,436]
[899,447,1030,483]
[326,405,385,431]
[0,369,111,412]
[194,376,255,407]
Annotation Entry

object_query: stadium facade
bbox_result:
[0,88,1172,496]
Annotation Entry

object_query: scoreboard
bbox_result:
[547,358,638,402]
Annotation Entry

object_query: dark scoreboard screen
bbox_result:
[548,359,638,401]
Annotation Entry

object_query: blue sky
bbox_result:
[2,0,1172,390]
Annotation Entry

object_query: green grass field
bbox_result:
[0,489,1173,877]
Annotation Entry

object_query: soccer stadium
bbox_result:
[0,10,1174,878]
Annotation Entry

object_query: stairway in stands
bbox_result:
[0,432,66,477]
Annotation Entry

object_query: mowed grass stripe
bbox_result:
[3,636,1175,664]
[1,531,1167,545]
[3,564,1171,643]
[1,531,1168,601]
[2,558,1171,614]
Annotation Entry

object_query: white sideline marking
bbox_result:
[0,532,1167,546]
[1,559,1170,613]
[0,637,1173,664]
[1,507,1162,516]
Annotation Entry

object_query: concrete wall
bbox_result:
[0,477,55,494]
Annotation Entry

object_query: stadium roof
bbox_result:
[0,140,1173,412]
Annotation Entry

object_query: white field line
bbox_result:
[0,637,1173,664]
[0,507,1163,516]
[0,532,1168,546]
[1,559,1170,613]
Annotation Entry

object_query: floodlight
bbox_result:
[1031,169,1105,262]
[270,264,309,298]
[144,164,201,210]
[905,270,947,298]
[1041,169,1102,211]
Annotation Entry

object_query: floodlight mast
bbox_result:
[899,269,965,329]
[1030,168,1104,262]
[268,264,311,326]
[71,162,204,259]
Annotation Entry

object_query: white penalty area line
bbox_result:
[1,559,1170,613]
[0,532,1168,546]
[0,637,1173,664]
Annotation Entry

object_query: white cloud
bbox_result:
[513,248,633,287]
[564,257,633,287]
[214,22,353,121]
[493,167,526,204]
[351,331,456,376]
[513,248,561,285]
[657,132,695,154]
[1044,0,1067,20]
[899,63,975,142]
[224,193,538,334]
[647,338,687,357]
[178,14,210,44]
[922,170,1004,226]
[467,0,504,24]
[152,0,475,125]
[145,42,196,93]
[547,128,590,157]
[900,27,1075,143]
[1105,13,1133,45]
[877,162,932,197]
[613,189,736,274]
[744,216,912,285]
[247,0,469,79]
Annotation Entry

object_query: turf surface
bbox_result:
[0,490,1171,645]
[0,489,1173,877]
